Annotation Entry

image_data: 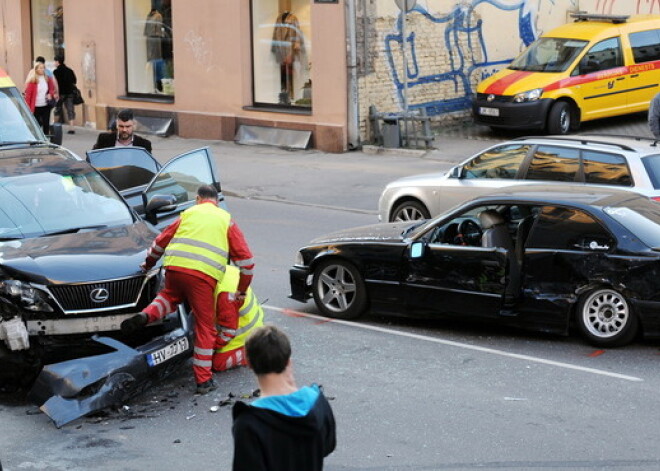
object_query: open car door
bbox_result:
[142,147,222,229]
[86,147,161,214]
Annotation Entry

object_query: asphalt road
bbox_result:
[2,116,660,470]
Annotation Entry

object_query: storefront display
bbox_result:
[124,0,174,96]
[251,0,312,108]
[31,0,64,63]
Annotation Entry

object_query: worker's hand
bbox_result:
[235,291,246,303]
[139,262,149,273]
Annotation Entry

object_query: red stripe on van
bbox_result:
[483,71,533,95]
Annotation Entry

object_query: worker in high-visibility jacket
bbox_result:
[121,185,254,395]
[213,265,264,372]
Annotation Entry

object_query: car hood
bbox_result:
[309,222,415,245]
[0,222,157,284]
[386,171,447,188]
[477,68,565,95]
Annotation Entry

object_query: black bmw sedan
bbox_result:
[290,185,660,347]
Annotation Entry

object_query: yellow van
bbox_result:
[473,13,660,134]
[0,66,52,143]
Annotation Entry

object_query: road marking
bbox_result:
[264,305,643,382]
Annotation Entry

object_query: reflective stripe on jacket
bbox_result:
[163,203,230,281]
[215,266,263,353]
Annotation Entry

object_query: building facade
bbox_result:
[0,0,655,152]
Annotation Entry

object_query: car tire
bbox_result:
[312,259,368,319]
[391,200,431,222]
[576,288,638,347]
[546,101,572,135]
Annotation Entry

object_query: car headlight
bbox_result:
[513,88,543,103]
[294,251,305,267]
[0,279,54,312]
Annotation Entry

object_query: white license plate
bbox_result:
[146,337,190,367]
[479,107,499,117]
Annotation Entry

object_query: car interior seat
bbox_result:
[479,209,514,250]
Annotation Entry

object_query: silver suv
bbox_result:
[379,135,660,222]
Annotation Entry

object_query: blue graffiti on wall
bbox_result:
[385,0,551,116]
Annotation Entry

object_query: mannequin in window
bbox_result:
[144,8,165,92]
[271,10,305,105]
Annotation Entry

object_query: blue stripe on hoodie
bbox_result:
[251,384,320,417]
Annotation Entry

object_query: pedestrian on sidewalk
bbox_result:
[93,108,152,152]
[121,184,254,394]
[53,55,78,134]
[649,91,660,140]
[212,265,264,373]
[24,61,57,136]
[232,325,336,471]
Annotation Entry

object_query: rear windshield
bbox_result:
[604,204,660,248]
[641,154,660,189]
[509,37,588,72]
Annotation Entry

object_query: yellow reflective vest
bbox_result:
[214,265,263,353]
[163,203,230,281]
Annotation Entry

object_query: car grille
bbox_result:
[476,93,512,103]
[49,276,155,312]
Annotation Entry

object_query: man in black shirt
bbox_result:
[53,55,77,134]
[93,109,152,152]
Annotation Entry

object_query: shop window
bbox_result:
[124,0,174,96]
[31,0,64,63]
[251,0,312,109]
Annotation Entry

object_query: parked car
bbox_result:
[379,135,660,222]
[292,185,660,347]
[473,13,660,134]
[0,142,222,388]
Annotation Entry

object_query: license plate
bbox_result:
[479,107,499,117]
[146,337,190,367]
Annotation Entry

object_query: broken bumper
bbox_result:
[27,306,193,428]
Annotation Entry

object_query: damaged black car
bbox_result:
[0,143,221,394]
[291,184,660,347]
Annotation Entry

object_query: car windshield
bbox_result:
[0,86,46,144]
[509,37,588,72]
[604,204,660,248]
[0,157,133,239]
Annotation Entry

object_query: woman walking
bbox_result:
[24,62,57,135]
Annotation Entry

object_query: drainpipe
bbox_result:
[346,0,360,150]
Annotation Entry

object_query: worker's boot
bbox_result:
[196,378,218,395]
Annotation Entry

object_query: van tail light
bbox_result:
[652,197,660,203]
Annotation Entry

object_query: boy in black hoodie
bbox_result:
[232,325,336,471]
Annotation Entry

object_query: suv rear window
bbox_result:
[641,154,660,189]
[583,150,632,187]
[525,146,579,182]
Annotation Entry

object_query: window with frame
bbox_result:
[574,37,623,75]
[525,145,579,182]
[463,144,530,179]
[526,206,612,250]
[583,151,632,187]
[31,0,64,63]
[629,29,660,64]
[251,0,312,109]
[124,0,174,97]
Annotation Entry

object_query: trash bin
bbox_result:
[381,118,401,148]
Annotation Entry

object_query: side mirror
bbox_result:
[450,166,463,179]
[145,194,177,214]
[410,242,425,259]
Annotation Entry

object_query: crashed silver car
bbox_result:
[0,143,221,424]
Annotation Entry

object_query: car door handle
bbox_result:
[616,77,625,81]
[630,74,639,78]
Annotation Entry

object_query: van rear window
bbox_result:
[629,29,660,64]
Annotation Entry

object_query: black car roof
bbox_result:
[468,184,650,210]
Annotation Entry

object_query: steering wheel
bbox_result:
[455,219,483,246]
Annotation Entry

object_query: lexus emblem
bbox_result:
[90,288,109,303]
[487,94,495,102]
